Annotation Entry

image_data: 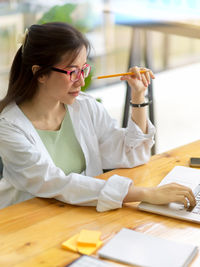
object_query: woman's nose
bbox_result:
[75,73,85,87]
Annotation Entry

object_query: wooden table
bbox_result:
[1,140,200,267]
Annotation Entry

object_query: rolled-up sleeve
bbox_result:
[126,117,155,149]
[97,175,132,212]
[89,99,155,169]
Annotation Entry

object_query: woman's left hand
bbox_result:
[120,66,155,98]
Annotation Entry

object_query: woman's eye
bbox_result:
[70,69,78,74]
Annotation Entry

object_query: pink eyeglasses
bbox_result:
[51,64,91,82]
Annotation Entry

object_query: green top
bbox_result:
[36,109,86,175]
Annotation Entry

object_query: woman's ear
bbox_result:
[32,65,40,75]
[32,65,46,83]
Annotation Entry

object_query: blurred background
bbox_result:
[0,0,200,154]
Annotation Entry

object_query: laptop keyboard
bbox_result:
[187,184,200,214]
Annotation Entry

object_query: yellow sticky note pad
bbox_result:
[77,229,102,246]
[62,230,102,256]
[62,233,79,252]
[77,240,103,255]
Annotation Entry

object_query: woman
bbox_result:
[0,22,195,210]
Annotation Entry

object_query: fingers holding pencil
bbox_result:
[139,68,152,87]
[120,66,155,87]
[120,66,155,94]
[142,68,155,84]
[123,66,154,81]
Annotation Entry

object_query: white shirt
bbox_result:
[0,92,155,211]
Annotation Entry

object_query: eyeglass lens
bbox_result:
[70,66,90,82]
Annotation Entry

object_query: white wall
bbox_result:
[153,62,200,153]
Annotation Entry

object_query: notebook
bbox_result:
[98,228,198,267]
[138,166,200,224]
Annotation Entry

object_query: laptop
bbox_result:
[138,166,200,224]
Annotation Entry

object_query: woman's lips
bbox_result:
[68,91,80,97]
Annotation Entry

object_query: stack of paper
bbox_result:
[62,229,103,255]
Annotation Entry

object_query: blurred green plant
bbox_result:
[38,3,96,33]
[37,2,96,91]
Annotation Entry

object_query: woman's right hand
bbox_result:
[143,183,196,208]
[123,183,196,208]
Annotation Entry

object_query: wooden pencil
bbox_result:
[93,69,148,80]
